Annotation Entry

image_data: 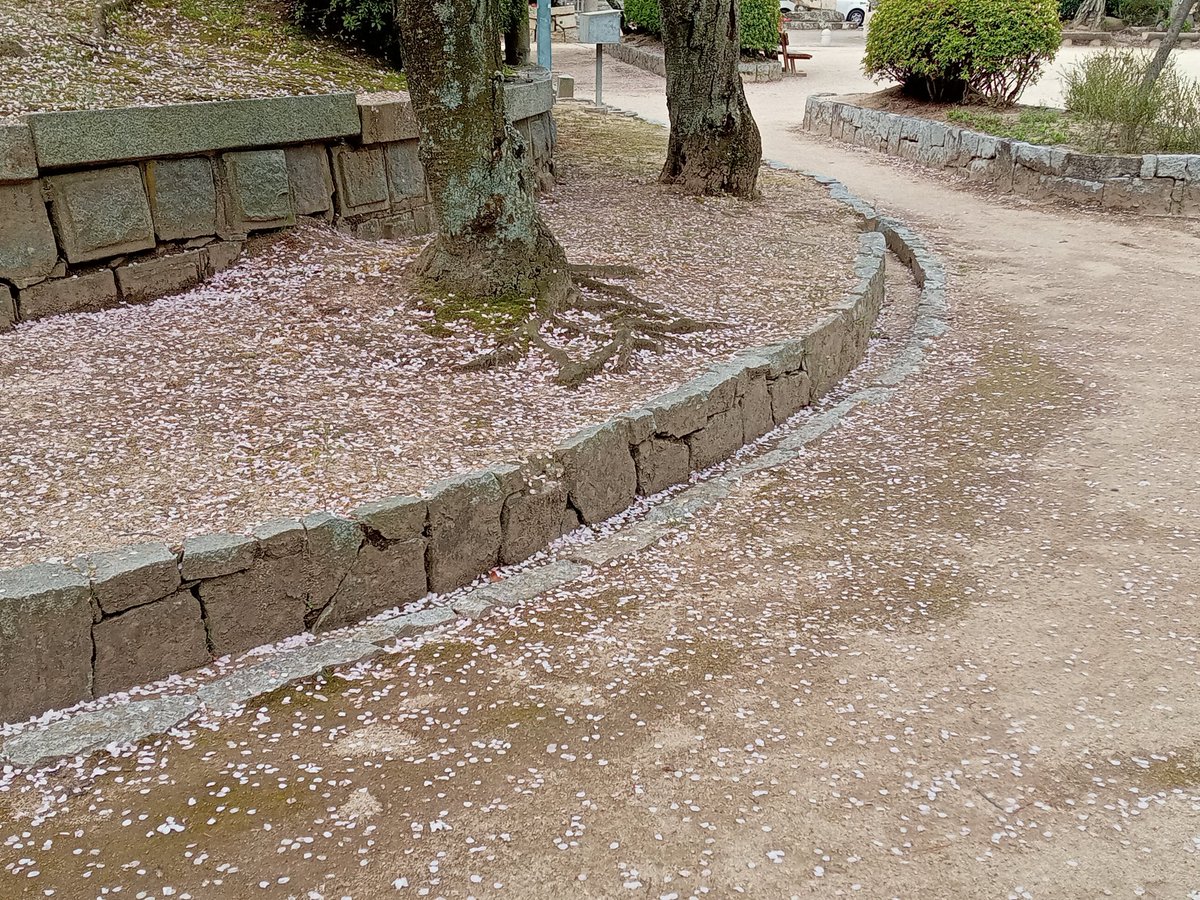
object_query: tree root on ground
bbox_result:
[456,264,725,388]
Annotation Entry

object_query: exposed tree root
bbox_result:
[454,265,726,388]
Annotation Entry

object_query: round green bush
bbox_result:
[624,0,664,34]
[864,0,1062,105]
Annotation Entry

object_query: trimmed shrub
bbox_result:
[1063,48,1200,152]
[624,0,663,34]
[292,0,402,66]
[624,0,782,53]
[864,0,1062,105]
[741,0,784,52]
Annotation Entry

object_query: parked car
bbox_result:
[778,0,870,28]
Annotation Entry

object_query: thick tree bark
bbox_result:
[1072,0,1105,30]
[1140,0,1199,91]
[659,0,762,198]
[394,0,570,302]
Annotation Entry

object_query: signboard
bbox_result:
[578,10,622,44]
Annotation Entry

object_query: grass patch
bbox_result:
[945,105,1073,146]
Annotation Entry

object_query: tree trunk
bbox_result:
[659,0,762,198]
[394,0,571,303]
[1072,0,1105,30]
[1140,0,1199,91]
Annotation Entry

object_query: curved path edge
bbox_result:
[0,171,948,765]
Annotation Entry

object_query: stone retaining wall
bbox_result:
[0,217,890,724]
[803,94,1200,217]
[604,40,784,82]
[0,76,556,331]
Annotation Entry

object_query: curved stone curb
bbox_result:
[0,163,950,768]
[0,222,885,725]
[802,93,1200,218]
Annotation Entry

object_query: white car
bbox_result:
[779,0,870,28]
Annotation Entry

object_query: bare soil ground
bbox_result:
[0,106,860,569]
[0,0,403,116]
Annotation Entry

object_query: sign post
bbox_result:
[536,0,552,70]
[578,10,622,108]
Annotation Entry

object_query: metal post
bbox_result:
[595,42,603,107]
[537,0,552,71]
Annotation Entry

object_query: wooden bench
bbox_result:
[778,30,813,76]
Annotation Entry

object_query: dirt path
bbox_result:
[3,55,1200,900]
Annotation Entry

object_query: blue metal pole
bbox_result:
[536,0,552,70]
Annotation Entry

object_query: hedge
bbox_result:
[625,0,782,53]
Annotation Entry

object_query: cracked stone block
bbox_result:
[1101,177,1175,215]
[802,312,849,398]
[181,533,258,581]
[0,563,94,721]
[254,517,306,558]
[1062,153,1142,182]
[686,406,745,471]
[633,436,690,497]
[554,420,637,525]
[0,181,59,287]
[302,512,364,613]
[385,140,426,201]
[331,145,391,217]
[769,371,813,425]
[204,240,242,276]
[18,269,119,321]
[115,250,204,304]
[741,376,773,443]
[198,555,308,658]
[501,476,568,566]
[358,96,419,144]
[351,495,427,540]
[286,144,334,216]
[425,471,505,593]
[0,284,14,331]
[46,166,155,264]
[219,149,295,235]
[0,122,36,182]
[92,591,209,696]
[146,157,217,240]
[313,538,428,633]
[86,542,181,615]
[648,368,745,439]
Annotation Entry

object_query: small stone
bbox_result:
[686,406,744,471]
[46,165,156,263]
[115,250,204,304]
[554,419,637,525]
[253,517,306,558]
[633,437,690,497]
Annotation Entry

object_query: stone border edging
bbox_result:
[603,40,784,82]
[0,170,893,728]
[802,93,1200,217]
[0,168,951,768]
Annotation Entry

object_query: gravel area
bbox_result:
[0,0,403,117]
[0,108,861,569]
